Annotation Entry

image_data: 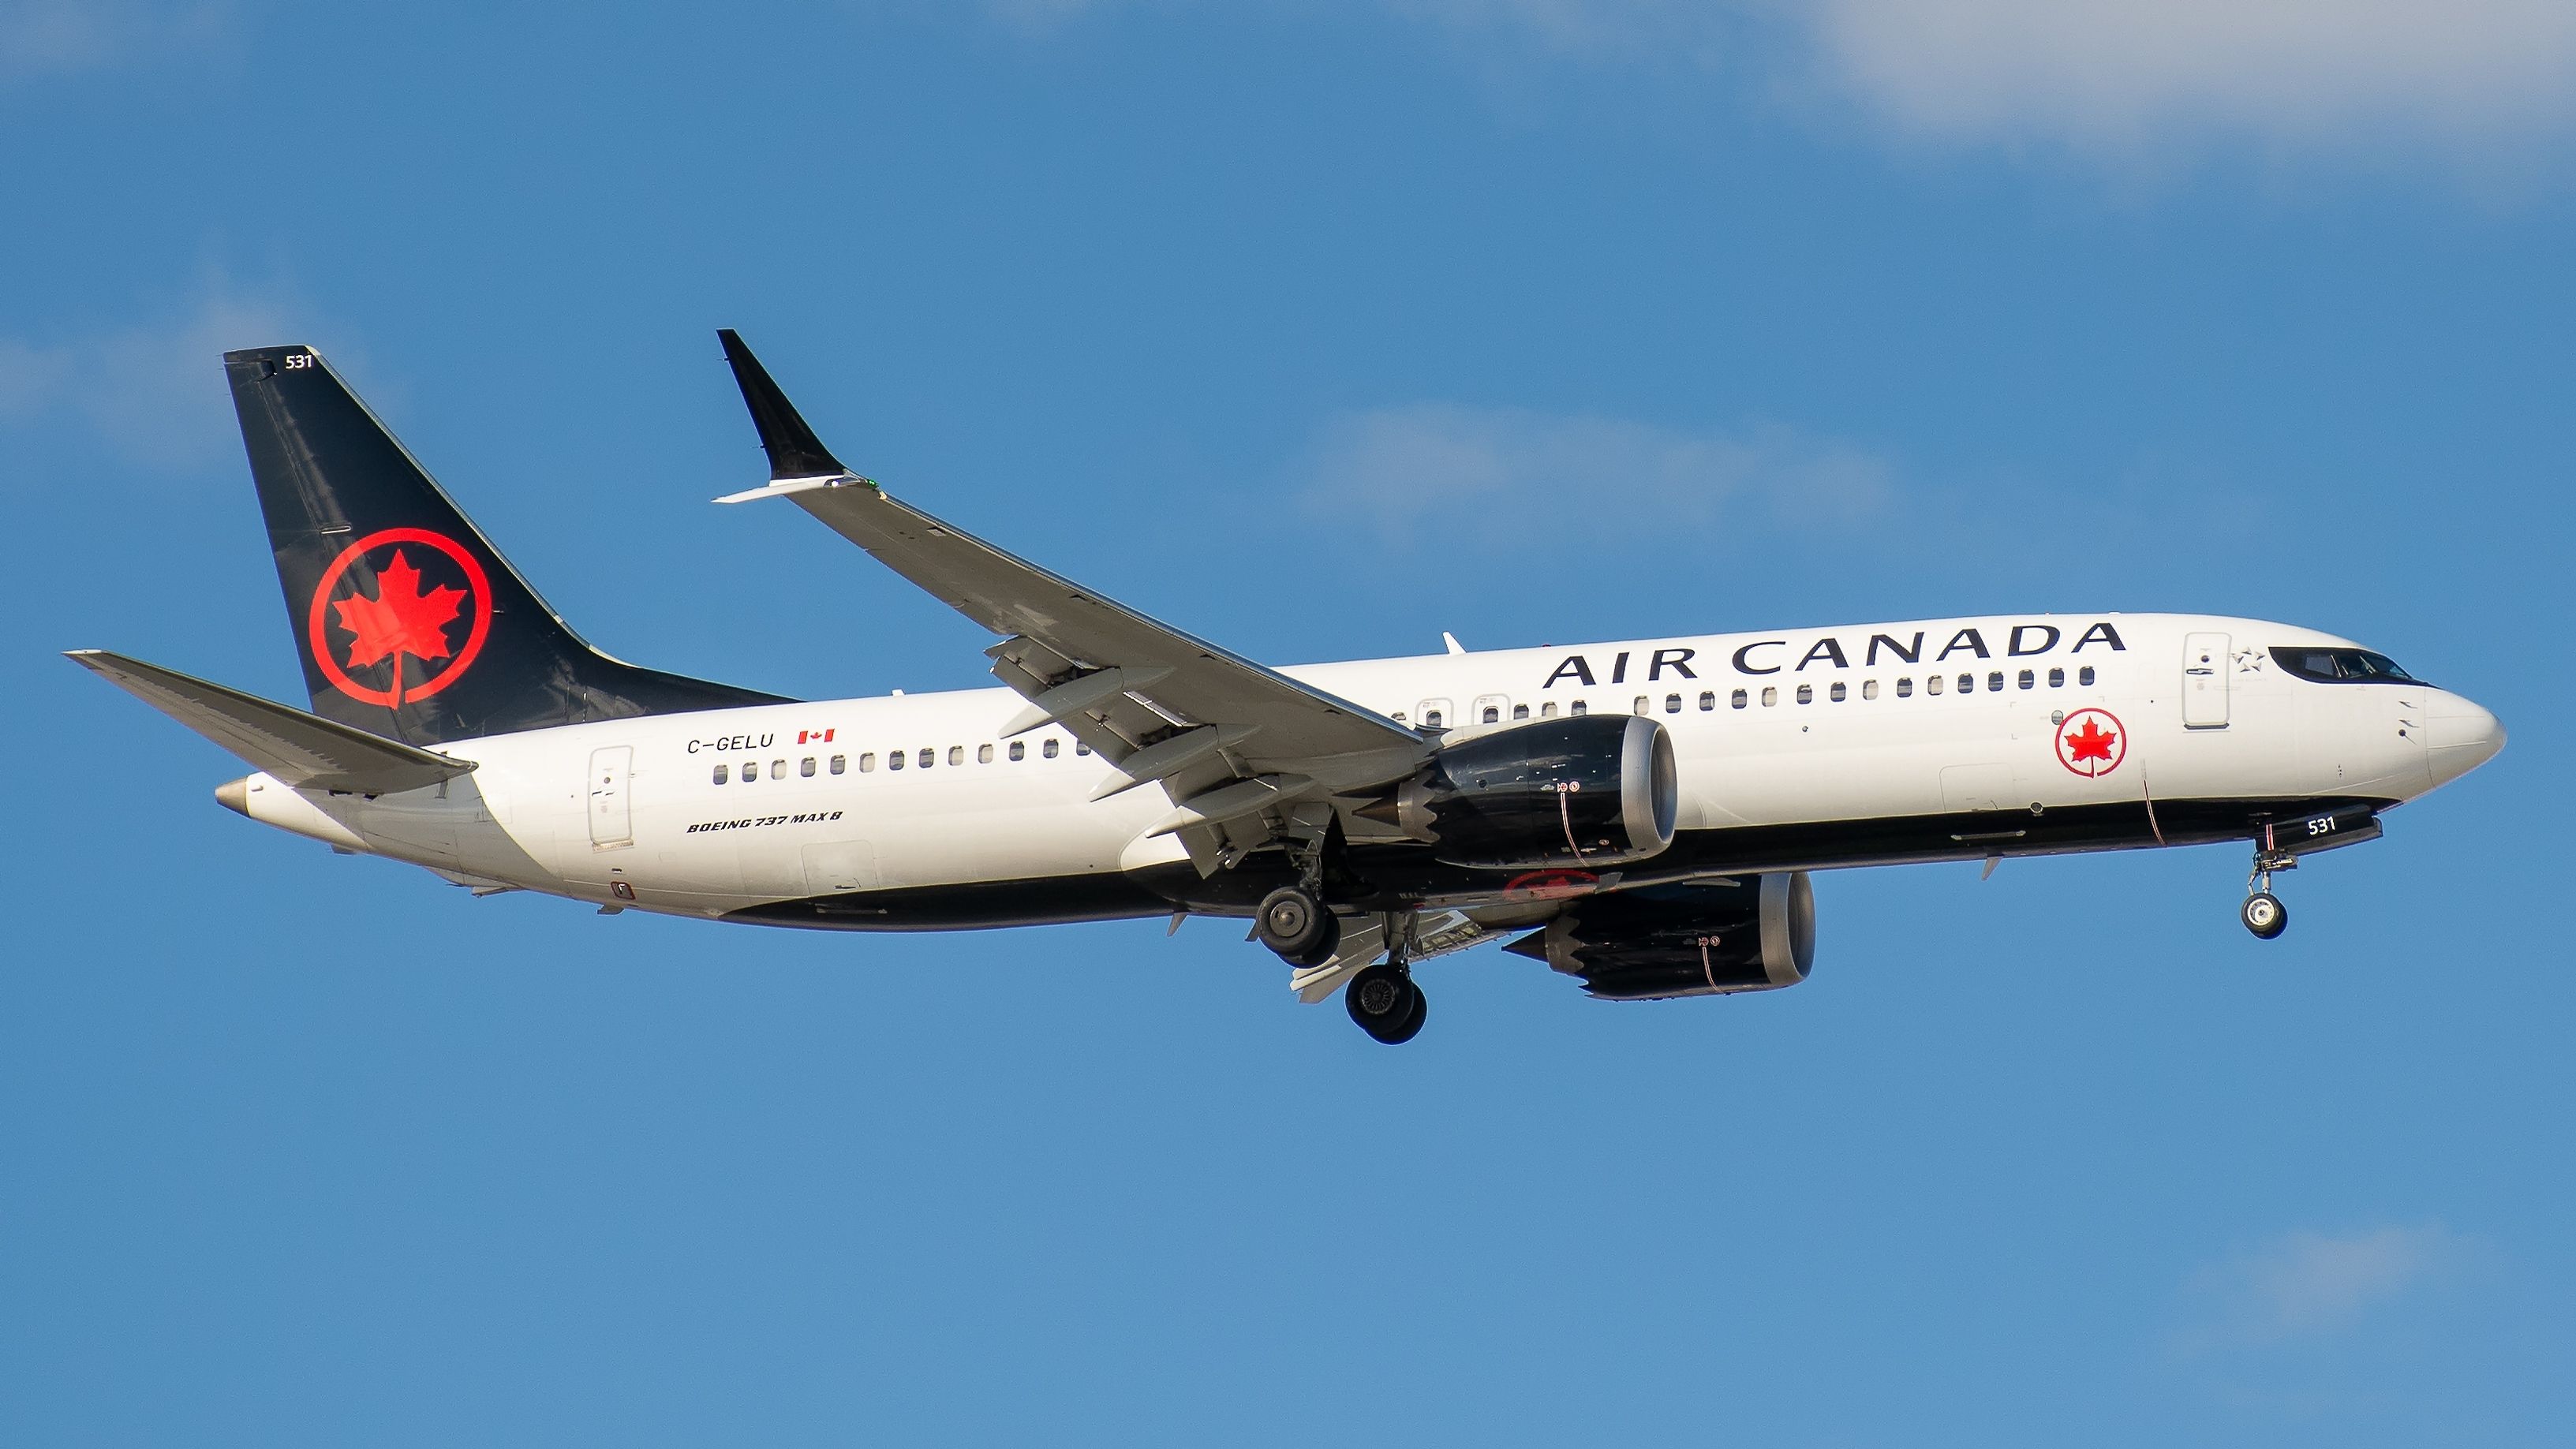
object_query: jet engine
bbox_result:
[1359,714,1677,869]
[1505,872,1816,999]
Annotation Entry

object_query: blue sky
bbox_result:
[3,2,2570,1443]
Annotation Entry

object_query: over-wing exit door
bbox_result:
[589,745,634,850]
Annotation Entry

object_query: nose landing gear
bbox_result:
[2241,848,2294,939]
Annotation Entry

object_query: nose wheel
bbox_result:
[2241,891,2288,939]
[2241,850,2294,939]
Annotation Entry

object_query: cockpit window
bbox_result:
[2271,646,2421,685]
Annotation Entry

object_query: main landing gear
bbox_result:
[2241,847,2294,940]
[1344,962,1426,1045]
[1255,885,1342,967]
[1254,885,1430,1044]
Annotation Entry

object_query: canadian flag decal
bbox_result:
[798,728,835,745]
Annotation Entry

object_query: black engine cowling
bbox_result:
[1505,872,1816,999]
[1367,714,1677,869]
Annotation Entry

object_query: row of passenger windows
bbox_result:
[1685,665,2095,712]
[1404,700,1591,727]
[719,662,2109,782]
[714,736,1090,785]
[1402,666,2100,728]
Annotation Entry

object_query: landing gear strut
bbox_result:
[1344,962,1426,1044]
[2241,848,2294,939]
[1255,885,1341,967]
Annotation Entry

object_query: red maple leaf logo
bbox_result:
[2065,718,2117,764]
[331,549,465,701]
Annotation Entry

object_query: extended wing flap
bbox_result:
[68,650,473,794]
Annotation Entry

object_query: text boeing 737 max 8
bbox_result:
[70,334,2507,1042]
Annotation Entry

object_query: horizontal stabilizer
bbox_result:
[67,650,474,794]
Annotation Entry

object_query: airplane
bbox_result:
[69,334,2507,1044]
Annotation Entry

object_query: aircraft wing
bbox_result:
[67,650,474,795]
[712,331,1426,872]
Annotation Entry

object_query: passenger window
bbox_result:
[948,745,965,766]
[2017,669,2034,690]
[2048,667,2065,688]
[1664,693,1682,714]
[1570,701,1588,716]
[1540,702,1558,718]
[1897,677,1912,697]
[1482,705,1500,724]
[1424,709,1444,729]
[917,748,933,769]
[1699,691,1716,711]
[1830,682,1847,702]
[772,759,787,779]
[1796,684,1813,704]
[887,751,903,771]
[801,756,817,777]
[1926,674,1944,696]
[1633,696,1651,715]
[1730,689,1748,709]
[743,761,759,781]
[859,753,877,772]
[712,764,729,785]
[830,754,846,775]
[1075,741,1090,756]
[1512,704,1529,720]
[2080,666,2096,686]
[1987,671,2004,693]
[1008,741,1025,761]
[1958,674,1975,693]
[1043,738,1060,759]
[978,743,994,764]
[1862,679,1879,700]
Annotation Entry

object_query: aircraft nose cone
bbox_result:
[2425,694,2505,788]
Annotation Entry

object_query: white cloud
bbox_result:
[0,285,315,472]
[1299,401,1892,544]
[1806,0,2576,152]
[0,1,223,82]
[2179,1223,2469,1351]
[1375,1,2576,157]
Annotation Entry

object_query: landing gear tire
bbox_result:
[1290,910,1344,969]
[1345,963,1426,1044]
[2241,891,2288,939]
[1256,886,1332,962]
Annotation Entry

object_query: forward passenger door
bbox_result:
[2183,633,2230,729]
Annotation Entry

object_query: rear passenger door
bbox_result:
[587,745,634,850]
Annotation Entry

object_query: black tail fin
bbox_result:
[226,345,787,745]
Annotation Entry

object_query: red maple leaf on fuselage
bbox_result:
[2066,719,2117,763]
[332,548,465,676]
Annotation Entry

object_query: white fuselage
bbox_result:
[226,613,2500,924]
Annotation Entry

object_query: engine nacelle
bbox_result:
[1367,714,1677,869]
[1505,872,1816,1000]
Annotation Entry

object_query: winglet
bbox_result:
[717,328,852,483]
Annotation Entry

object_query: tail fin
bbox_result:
[226,345,787,745]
